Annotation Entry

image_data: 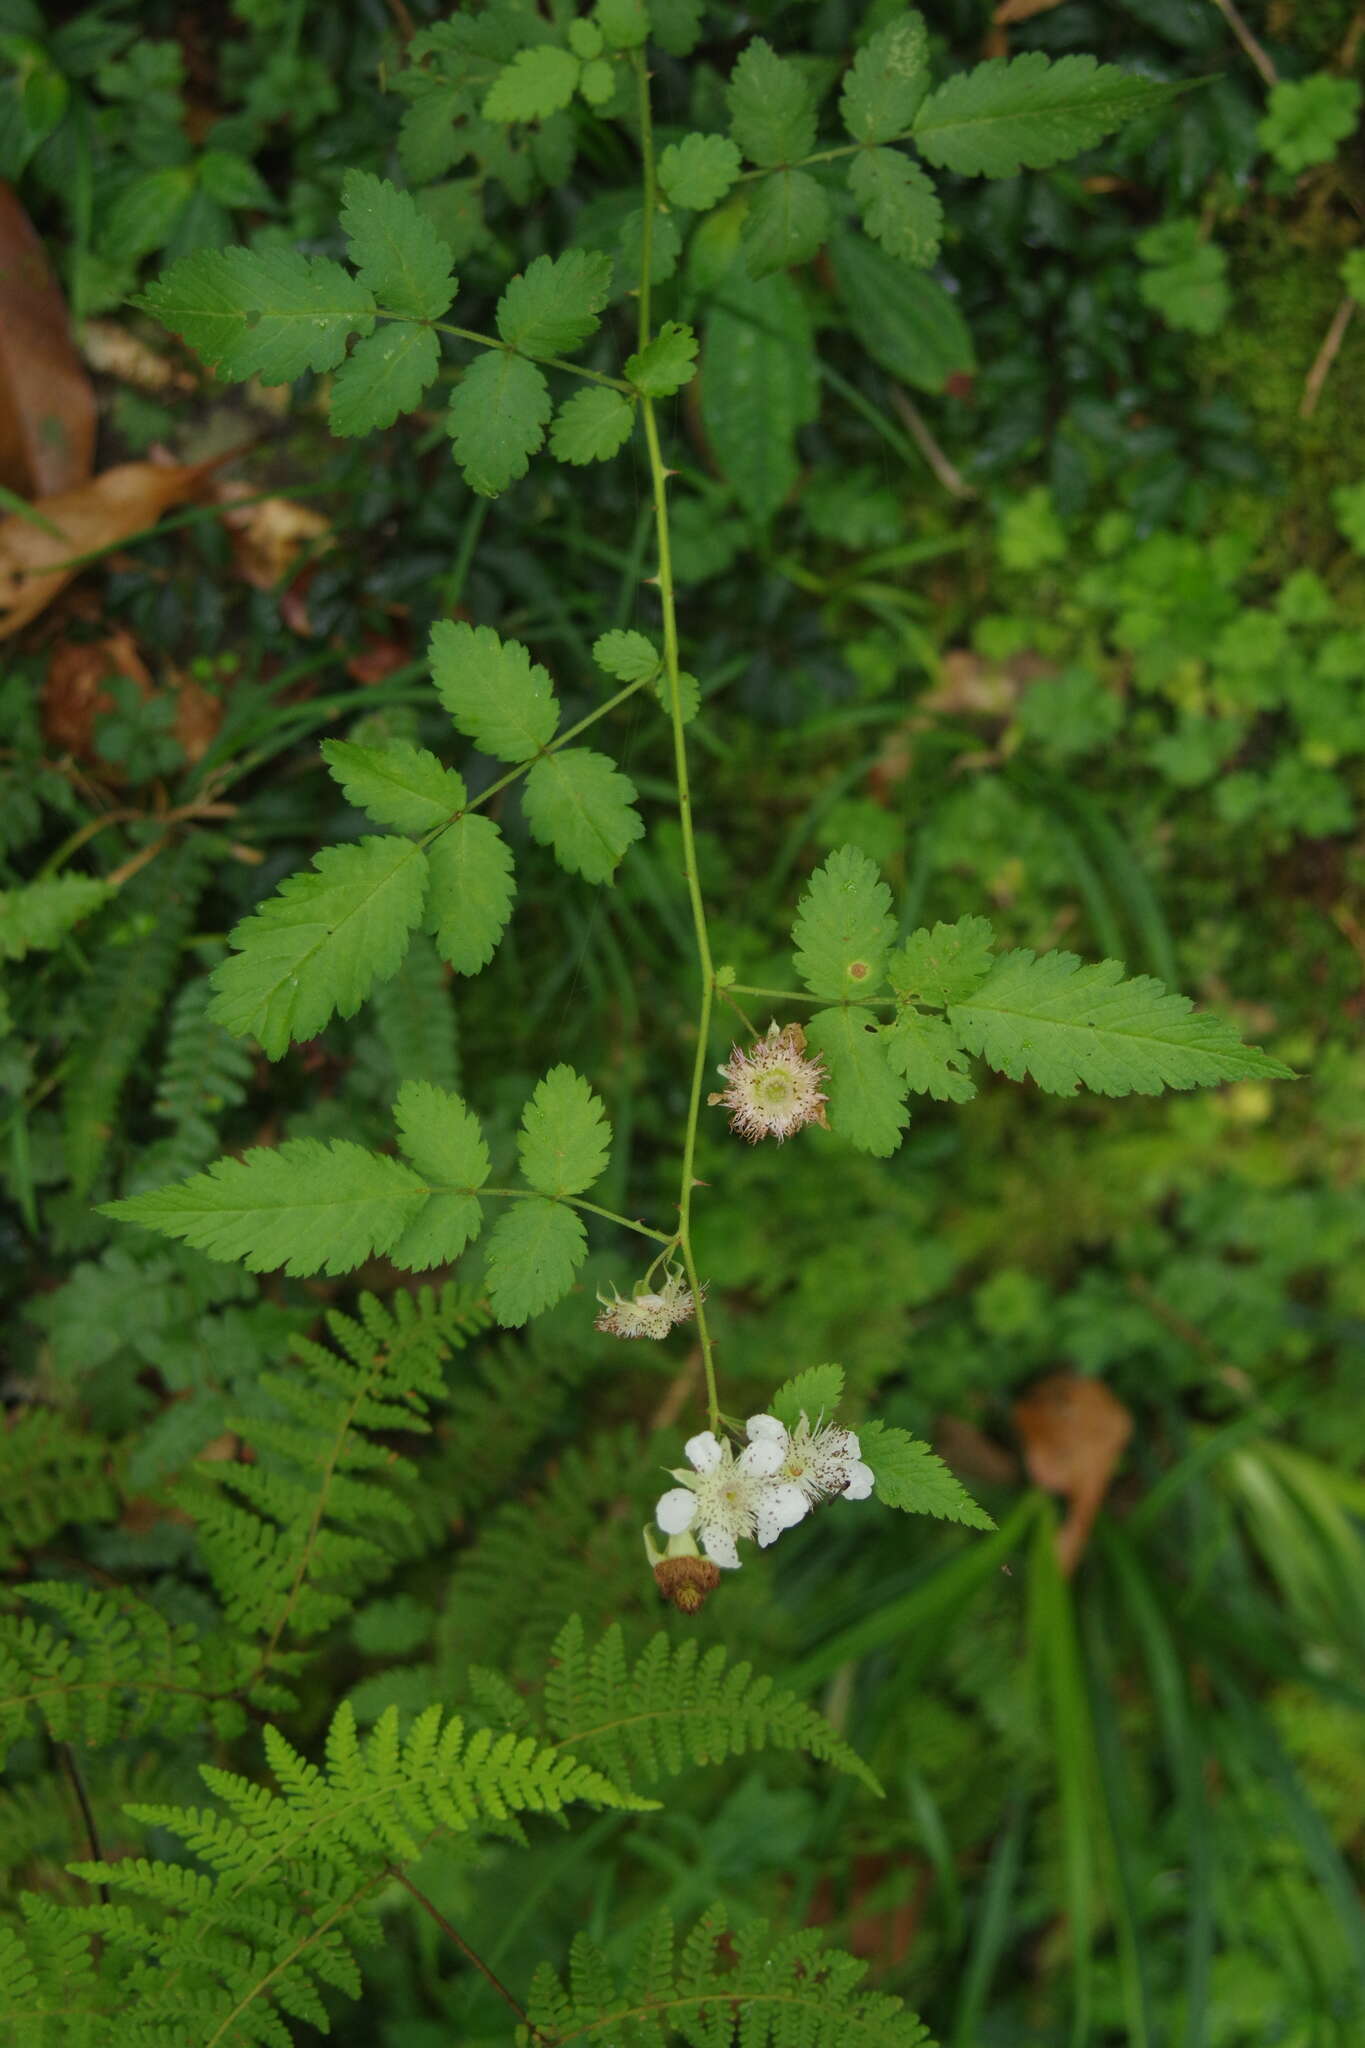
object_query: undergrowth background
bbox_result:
[1,1,1363,2043]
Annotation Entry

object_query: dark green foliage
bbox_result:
[2,1,1361,2043]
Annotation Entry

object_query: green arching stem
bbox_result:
[632,49,723,1432]
[727,981,896,1009]
[481,1187,675,1245]
[417,676,652,849]
[420,315,634,392]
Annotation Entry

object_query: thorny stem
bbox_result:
[390,1869,542,2036]
[634,49,722,1431]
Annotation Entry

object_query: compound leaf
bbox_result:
[913,52,1188,178]
[771,1364,845,1430]
[429,620,559,762]
[658,132,742,210]
[518,1066,610,1197]
[549,386,636,464]
[339,170,456,320]
[523,747,643,883]
[389,1080,489,1269]
[805,1007,908,1157]
[322,738,467,834]
[209,838,428,1058]
[0,874,109,962]
[727,38,817,166]
[793,844,896,999]
[446,348,550,496]
[496,249,614,357]
[625,321,699,397]
[888,916,997,1007]
[883,1012,976,1103]
[103,1140,427,1276]
[859,1422,995,1528]
[848,150,942,266]
[485,1198,587,1325]
[949,951,1294,1097]
[593,630,659,682]
[484,44,580,123]
[425,814,516,976]
[329,324,441,435]
[394,1079,490,1190]
[139,247,374,384]
[840,14,931,143]
[742,169,831,276]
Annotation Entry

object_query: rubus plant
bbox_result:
[2,6,1303,2043]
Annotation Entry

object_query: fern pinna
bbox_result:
[525,1907,934,2046]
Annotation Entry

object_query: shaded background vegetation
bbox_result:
[2,1,1363,2043]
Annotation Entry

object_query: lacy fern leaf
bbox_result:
[537,1617,882,1793]
[184,1286,484,1670]
[0,1583,233,1767]
[66,1703,638,2048]
[527,1904,934,2045]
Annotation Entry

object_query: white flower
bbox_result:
[745,1411,875,1522]
[707,1021,829,1144]
[595,1265,700,1341]
[655,1429,788,1569]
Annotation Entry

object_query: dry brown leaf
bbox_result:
[0,183,96,496]
[172,668,223,762]
[935,1414,1021,1489]
[80,319,197,396]
[219,487,331,589]
[346,632,412,685]
[994,0,1067,22]
[43,628,152,754]
[1012,1371,1133,1574]
[0,458,214,639]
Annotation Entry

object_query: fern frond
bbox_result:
[371,929,460,1091]
[0,1408,116,1569]
[183,1286,486,1676]
[440,1427,648,1683]
[526,1905,935,2045]
[153,973,255,1163]
[0,1896,102,2047]
[0,1582,235,1767]
[65,1701,641,2047]
[62,840,210,1196]
[535,1617,882,1795]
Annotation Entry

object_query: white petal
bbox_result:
[700,1523,740,1569]
[754,1482,809,1548]
[738,1437,784,1479]
[656,1487,698,1534]
[841,1461,875,1501]
[746,1413,788,1444]
[685,1430,723,1473]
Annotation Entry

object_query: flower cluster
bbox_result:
[708,1021,829,1143]
[595,1264,700,1341]
[654,1410,874,1573]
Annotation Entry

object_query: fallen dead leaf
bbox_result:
[1012,1371,1133,1575]
[171,667,223,762]
[81,319,197,397]
[0,458,215,639]
[994,0,1067,22]
[0,183,96,496]
[43,627,152,753]
[935,1414,1021,1489]
[218,487,332,590]
[346,631,412,685]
